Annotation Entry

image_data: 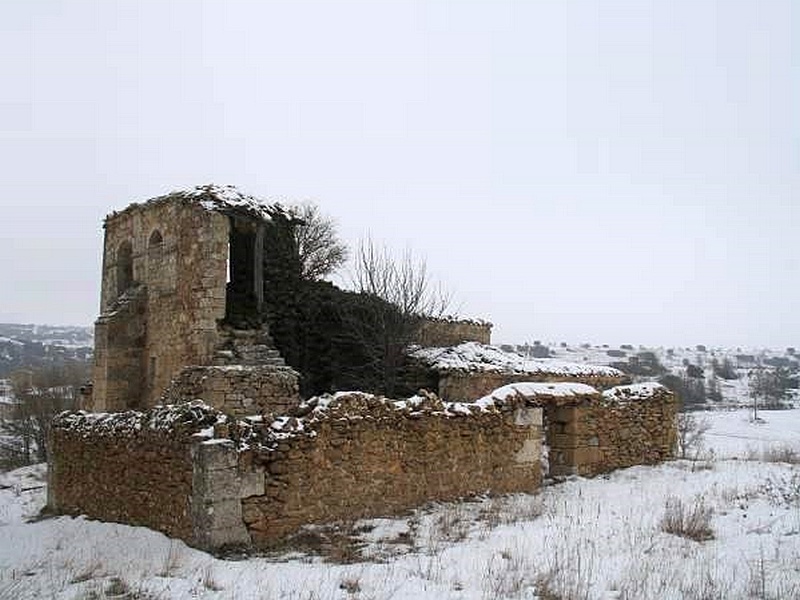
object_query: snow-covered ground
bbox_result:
[1,409,798,600]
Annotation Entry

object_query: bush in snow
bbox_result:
[660,496,714,542]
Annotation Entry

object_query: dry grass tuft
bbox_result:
[660,496,714,542]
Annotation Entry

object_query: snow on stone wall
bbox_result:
[48,383,676,550]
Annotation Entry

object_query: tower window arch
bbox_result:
[148,229,163,251]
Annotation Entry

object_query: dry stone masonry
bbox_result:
[415,317,493,347]
[161,365,299,418]
[90,185,300,414]
[49,392,544,549]
[475,381,677,477]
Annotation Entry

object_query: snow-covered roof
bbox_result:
[110,184,283,222]
[409,342,625,378]
[602,382,668,402]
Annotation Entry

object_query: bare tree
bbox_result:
[287,202,348,281]
[1,364,87,465]
[748,367,790,420]
[350,236,454,395]
[674,412,711,459]
[351,236,452,319]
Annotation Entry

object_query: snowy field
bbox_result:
[1,409,798,600]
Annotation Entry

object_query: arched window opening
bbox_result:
[148,229,163,251]
[116,241,133,297]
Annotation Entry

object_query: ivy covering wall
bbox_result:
[261,212,414,398]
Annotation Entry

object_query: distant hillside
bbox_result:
[0,324,93,377]
[499,340,799,409]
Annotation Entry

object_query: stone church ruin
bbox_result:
[48,185,677,551]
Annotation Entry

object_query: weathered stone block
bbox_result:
[193,439,238,471]
[239,470,266,498]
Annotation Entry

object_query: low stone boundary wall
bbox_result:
[547,384,677,477]
[49,384,675,550]
[48,402,266,549]
[405,342,630,402]
[48,393,543,550]
[476,382,677,477]
[48,403,210,542]
[241,392,542,544]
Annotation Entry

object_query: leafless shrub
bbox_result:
[677,569,733,600]
[757,472,800,508]
[276,521,365,563]
[482,549,530,599]
[534,531,597,600]
[351,237,453,319]
[350,236,455,395]
[4,364,87,464]
[674,412,711,460]
[68,561,103,584]
[660,496,714,541]
[157,541,184,577]
[201,563,223,591]
[534,572,568,600]
[748,547,769,600]
[338,576,361,595]
[752,444,800,464]
[744,546,800,600]
[431,504,470,543]
[690,449,716,473]
[104,576,129,597]
[409,553,444,583]
[719,485,760,506]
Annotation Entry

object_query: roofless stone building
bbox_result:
[49,185,677,551]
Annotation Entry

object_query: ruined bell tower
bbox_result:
[91,185,298,413]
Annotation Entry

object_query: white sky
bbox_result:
[0,0,796,349]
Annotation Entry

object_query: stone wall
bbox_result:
[92,285,147,411]
[161,365,301,417]
[49,385,675,551]
[47,402,262,550]
[48,394,543,550]
[545,385,677,477]
[48,405,202,541]
[415,318,492,347]
[241,393,542,544]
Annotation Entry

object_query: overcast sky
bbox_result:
[0,0,796,349]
